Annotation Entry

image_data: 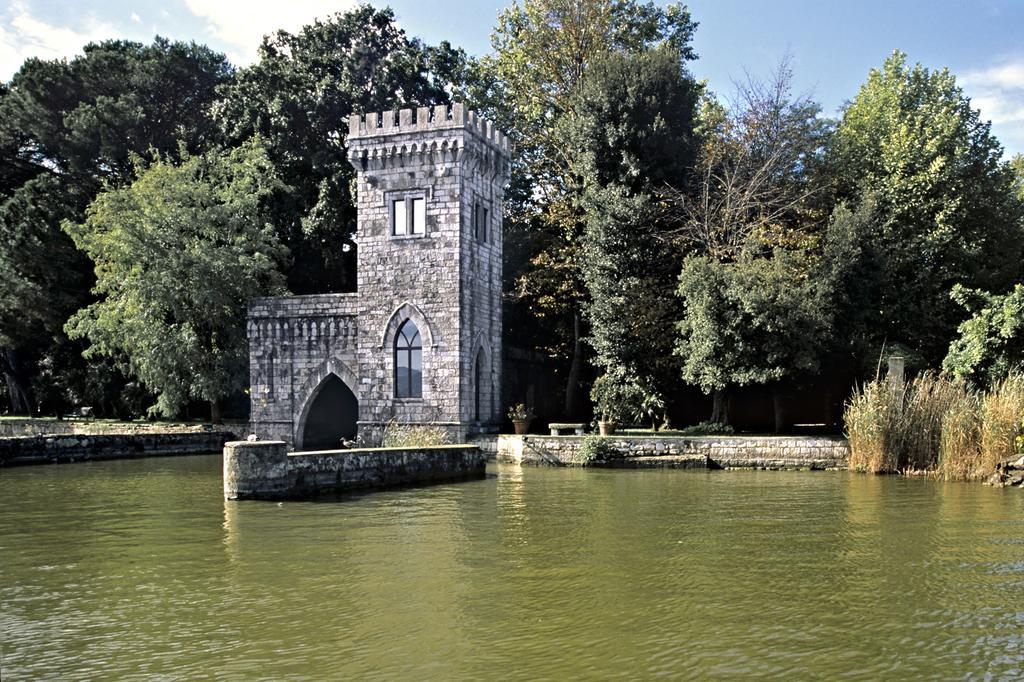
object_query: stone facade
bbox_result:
[248,104,510,448]
[247,294,360,444]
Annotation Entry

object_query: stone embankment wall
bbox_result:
[495,434,850,470]
[0,432,234,467]
[0,419,225,438]
[224,441,487,500]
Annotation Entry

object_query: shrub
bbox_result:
[380,420,453,448]
[573,435,618,465]
[677,421,734,436]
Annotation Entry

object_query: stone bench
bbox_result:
[548,422,587,436]
[63,406,93,420]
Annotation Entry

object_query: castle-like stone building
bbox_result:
[247,103,510,448]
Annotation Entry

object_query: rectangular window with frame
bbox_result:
[392,196,425,236]
[474,202,489,243]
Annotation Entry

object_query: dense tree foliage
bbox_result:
[569,46,699,421]
[827,51,1024,364]
[482,0,698,417]
[0,37,232,414]
[3,38,231,184]
[64,142,287,420]
[943,284,1024,387]
[1012,154,1024,202]
[0,177,88,348]
[216,6,469,293]
[676,250,833,428]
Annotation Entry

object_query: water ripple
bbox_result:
[1,458,1022,679]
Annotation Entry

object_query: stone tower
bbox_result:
[245,103,509,449]
[347,103,510,444]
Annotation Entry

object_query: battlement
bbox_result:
[347,102,509,153]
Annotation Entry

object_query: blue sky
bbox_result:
[2,0,1022,155]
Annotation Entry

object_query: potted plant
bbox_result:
[507,403,535,435]
[591,373,624,436]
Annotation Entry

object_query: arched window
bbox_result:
[474,351,483,421]
[394,320,422,398]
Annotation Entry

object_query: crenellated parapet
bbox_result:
[346,103,510,181]
[347,103,509,149]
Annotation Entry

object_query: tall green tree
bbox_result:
[569,46,700,421]
[827,51,1024,364]
[0,37,233,414]
[0,175,91,413]
[64,141,288,421]
[818,194,888,370]
[216,6,468,293]
[3,38,231,185]
[482,0,698,417]
[670,60,832,425]
[676,249,833,430]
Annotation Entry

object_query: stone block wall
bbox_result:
[0,432,233,467]
[0,420,222,438]
[247,294,359,446]
[495,434,850,470]
[223,440,486,500]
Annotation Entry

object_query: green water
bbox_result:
[1,456,1022,679]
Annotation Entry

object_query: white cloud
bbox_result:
[962,61,1024,93]
[131,12,141,24]
[0,1,119,80]
[181,0,357,65]
[961,57,1024,156]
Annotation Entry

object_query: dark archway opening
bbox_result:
[301,374,358,450]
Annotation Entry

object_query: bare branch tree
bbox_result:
[667,55,830,260]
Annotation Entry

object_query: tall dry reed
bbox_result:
[845,372,979,476]
[846,372,1024,480]
[845,378,898,472]
[937,390,982,480]
[902,373,966,472]
[980,374,1024,472]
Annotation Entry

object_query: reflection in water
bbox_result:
[1,456,1023,679]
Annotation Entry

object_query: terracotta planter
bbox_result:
[598,420,617,436]
[512,419,531,435]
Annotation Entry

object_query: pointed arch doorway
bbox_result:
[299,374,358,450]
